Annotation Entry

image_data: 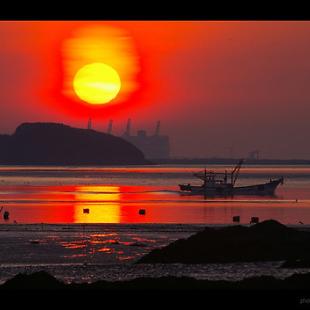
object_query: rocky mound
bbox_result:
[2,271,308,306]
[2,271,310,291]
[137,220,310,264]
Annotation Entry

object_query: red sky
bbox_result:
[0,21,310,159]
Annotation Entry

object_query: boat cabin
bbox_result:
[194,171,230,188]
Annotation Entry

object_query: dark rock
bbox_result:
[3,272,310,307]
[137,220,310,264]
[1,271,64,289]
[29,240,40,244]
[3,271,310,292]
[281,258,310,268]
[0,122,149,165]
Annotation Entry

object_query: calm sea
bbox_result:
[0,164,309,224]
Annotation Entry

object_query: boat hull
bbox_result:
[179,178,283,196]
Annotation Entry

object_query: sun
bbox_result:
[73,62,121,104]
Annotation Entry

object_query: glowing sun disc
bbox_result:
[73,63,121,104]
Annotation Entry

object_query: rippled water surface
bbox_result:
[0,164,309,224]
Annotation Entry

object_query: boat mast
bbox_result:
[231,159,244,186]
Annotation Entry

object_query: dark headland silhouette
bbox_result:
[0,123,150,165]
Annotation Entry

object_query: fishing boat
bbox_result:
[179,159,284,196]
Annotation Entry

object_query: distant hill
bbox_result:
[0,122,150,165]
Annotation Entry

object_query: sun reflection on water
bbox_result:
[73,185,121,223]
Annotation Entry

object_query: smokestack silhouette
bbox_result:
[107,120,113,134]
[122,120,170,159]
[155,121,160,136]
[125,118,131,136]
[248,149,260,160]
[87,118,92,130]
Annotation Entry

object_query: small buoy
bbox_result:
[3,211,9,220]
[83,208,90,214]
[250,216,259,224]
[139,209,146,215]
[232,216,240,223]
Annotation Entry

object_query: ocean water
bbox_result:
[0,164,309,224]
[0,164,310,283]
